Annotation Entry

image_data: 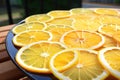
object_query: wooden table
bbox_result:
[0,25,30,80]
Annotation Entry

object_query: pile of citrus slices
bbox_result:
[12,8,120,80]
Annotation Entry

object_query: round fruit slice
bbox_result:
[12,22,46,34]
[16,41,66,73]
[98,24,120,37]
[47,18,74,26]
[99,47,120,79]
[70,8,94,15]
[94,8,119,16]
[47,10,71,18]
[50,48,108,80]
[45,25,73,41]
[25,14,53,23]
[60,30,105,49]
[13,30,52,47]
[72,18,100,32]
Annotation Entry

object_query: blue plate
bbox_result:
[5,21,57,80]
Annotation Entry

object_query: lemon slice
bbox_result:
[47,18,74,26]
[16,41,66,73]
[99,47,120,79]
[94,8,119,16]
[60,30,105,49]
[45,25,73,41]
[50,48,108,80]
[47,10,71,18]
[13,30,52,47]
[25,14,53,23]
[98,24,120,37]
[12,22,46,34]
[70,8,94,15]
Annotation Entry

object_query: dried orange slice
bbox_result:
[47,18,74,26]
[99,15,120,25]
[13,30,52,47]
[94,8,119,16]
[25,14,53,23]
[70,8,94,15]
[72,18,100,31]
[50,48,108,80]
[12,22,46,34]
[99,47,120,79]
[47,10,71,18]
[16,41,66,73]
[45,25,73,41]
[61,30,105,49]
[98,24,120,37]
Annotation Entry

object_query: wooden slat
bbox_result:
[0,24,14,32]
[0,37,6,44]
[0,50,10,62]
[0,31,9,38]
[0,60,26,80]
[0,43,6,51]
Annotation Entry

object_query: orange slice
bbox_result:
[16,41,66,73]
[50,48,108,80]
[25,14,53,23]
[94,8,119,16]
[60,30,105,49]
[98,24,120,37]
[12,22,46,34]
[13,30,52,47]
[45,25,73,42]
[72,18,100,31]
[70,8,94,15]
[99,47,120,79]
[47,10,71,18]
[47,18,74,26]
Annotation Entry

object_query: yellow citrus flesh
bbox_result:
[103,35,119,48]
[16,41,66,73]
[70,8,94,15]
[99,15,120,25]
[113,31,120,44]
[47,18,74,26]
[94,8,119,16]
[45,25,73,42]
[99,47,120,79]
[25,14,53,23]
[73,18,100,31]
[47,10,71,18]
[50,48,108,80]
[98,24,120,37]
[61,30,105,49]
[12,22,46,34]
[50,49,78,72]
[13,31,52,47]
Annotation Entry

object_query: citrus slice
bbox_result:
[47,10,71,18]
[103,35,119,48]
[25,14,53,23]
[98,24,120,37]
[94,8,119,16]
[45,25,73,41]
[72,18,100,31]
[16,41,66,73]
[60,30,105,49]
[99,47,120,79]
[113,31,120,44]
[99,15,120,25]
[70,8,94,15]
[12,22,46,34]
[13,30,52,47]
[47,18,74,26]
[50,48,108,80]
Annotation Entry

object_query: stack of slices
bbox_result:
[12,8,120,80]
